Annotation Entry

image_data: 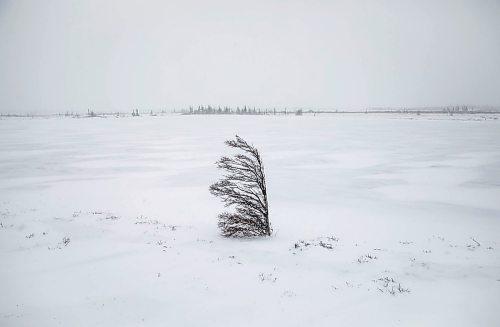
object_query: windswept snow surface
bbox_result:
[1,114,499,326]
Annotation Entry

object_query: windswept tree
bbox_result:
[210,135,271,237]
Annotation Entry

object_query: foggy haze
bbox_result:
[0,0,499,113]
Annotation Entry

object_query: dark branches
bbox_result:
[210,135,271,237]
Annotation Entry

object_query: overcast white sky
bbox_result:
[0,0,499,113]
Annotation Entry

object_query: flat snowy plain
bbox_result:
[1,114,499,326]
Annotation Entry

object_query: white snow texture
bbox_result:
[1,114,499,326]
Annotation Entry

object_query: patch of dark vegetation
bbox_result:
[373,277,410,295]
[48,236,71,250]
[134,216,161,225]
[357,253,378,263]
[467,237,481,251]
[291,236,339,253]
[259,270,277,283]
[155,240,170,252]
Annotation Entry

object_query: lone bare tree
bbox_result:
[209,135,271,237]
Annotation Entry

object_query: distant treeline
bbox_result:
[1,105,500,118]
[183,105,302,115]
[181,105,500,116]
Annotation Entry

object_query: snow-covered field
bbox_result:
[1,114,499,326]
